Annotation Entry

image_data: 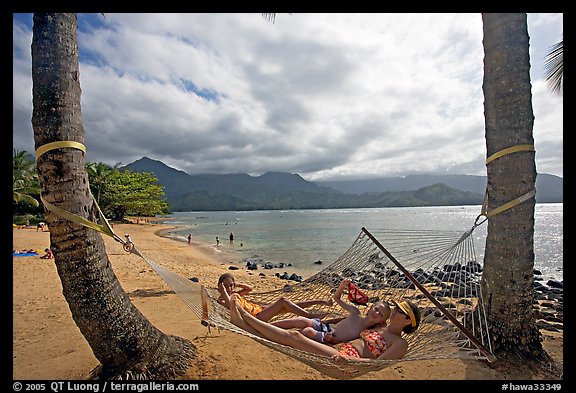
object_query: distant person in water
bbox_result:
[229,232,234,243]
[188,234,192,245]
[217,273,333,322]
[216,236,220,246]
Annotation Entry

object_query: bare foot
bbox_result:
[325,297,334,307]
[235,300,249,318]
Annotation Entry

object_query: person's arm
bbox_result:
[323,332,343,344]
[375,339,408,360]
[322,316,345,325]
[331,340,408,363]
[233,282,253,296]
[217,282,232,307]
[333,279,358,315]
[331,343,407,363]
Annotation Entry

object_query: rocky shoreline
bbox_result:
[534,271,563,332]
[163,223,563,334]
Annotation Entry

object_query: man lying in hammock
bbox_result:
[229,296,421,361]
[217,273,333,321]
[272,279,390,344]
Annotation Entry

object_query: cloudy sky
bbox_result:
[13,13,563,181]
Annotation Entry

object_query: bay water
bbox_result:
[160,203,563,282]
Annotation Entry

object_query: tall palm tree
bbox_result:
[13,149,40,207]
[480,13,552,364]
[31,13,195,380]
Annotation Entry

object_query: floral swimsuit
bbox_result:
[335,329,387,359]
[360,329,387,357]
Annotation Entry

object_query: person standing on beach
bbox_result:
[217,273,333,321]
[216,236,220,247]
[229,232,234,243]
[188,234,192,245]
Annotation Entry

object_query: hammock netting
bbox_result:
[144,225,495,379]
[35,140,535,380]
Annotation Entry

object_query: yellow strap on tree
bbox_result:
[485,144,534,165]
[39,194,117,239]
[35,141,122,243]
[480,189,537,218]
[477,144,537,222]
[35,141,86,161]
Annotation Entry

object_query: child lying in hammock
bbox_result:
[217,273,333,322]
[273,279,391,344]
[229,296,421,361]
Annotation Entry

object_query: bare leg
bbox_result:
[322,316,346,325]
[257,298,327,321]
[270,316,314,329]
[300,326,322,341]
[236,304,339,357]
[295,296,334,308]
[229,298,264,337]
[279,298,329,319]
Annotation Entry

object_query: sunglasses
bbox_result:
[395,306,407,316]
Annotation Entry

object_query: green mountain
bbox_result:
[318,173,563,203]
[122,157,560,211]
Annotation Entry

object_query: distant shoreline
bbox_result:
[154,225,230,263]
[154,223,323,280]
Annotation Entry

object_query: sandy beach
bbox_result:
[12,221,563,381]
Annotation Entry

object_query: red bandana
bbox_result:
[347,282,368,305]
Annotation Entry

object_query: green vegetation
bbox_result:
[13,154,170,224]
[97,168,171,221]
[86,162,171,221]
[13,149,40,208]
[13,149,43,225]
[545,39,563,94]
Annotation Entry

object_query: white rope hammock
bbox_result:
[37,140,544,380]
[134,226,496,379]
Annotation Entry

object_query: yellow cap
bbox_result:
[392,300,417,328]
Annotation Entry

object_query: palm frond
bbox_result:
[262,13,277,24]
[544,40,563,94]
[13,192,40,207]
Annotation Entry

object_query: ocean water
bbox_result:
[161,204,563,282]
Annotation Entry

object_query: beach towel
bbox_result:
[13,252,39,257]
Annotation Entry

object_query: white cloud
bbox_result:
[13,13,563,181]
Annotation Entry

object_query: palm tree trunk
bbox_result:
[481,13,549,362]
[31,13,195,380]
